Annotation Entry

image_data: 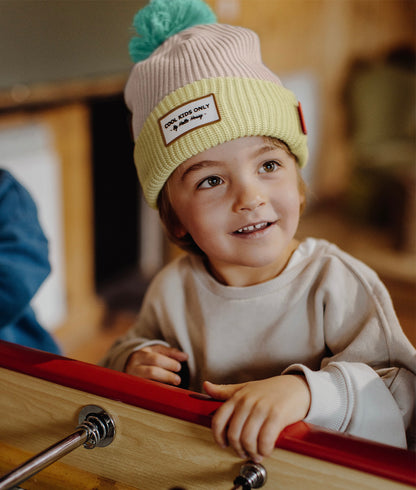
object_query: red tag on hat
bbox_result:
[297,102,307,135]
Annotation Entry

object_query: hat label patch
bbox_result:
[159,94,220,145]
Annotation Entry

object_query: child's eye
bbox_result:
[198,175,224,189]
[260,161,279,173]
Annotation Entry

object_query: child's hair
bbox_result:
[157,137,308,256]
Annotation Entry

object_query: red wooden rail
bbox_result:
[0,341,414,486]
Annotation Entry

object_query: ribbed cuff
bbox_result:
[283,363,351,432]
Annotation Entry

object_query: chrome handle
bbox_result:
[232,461,267,489]
[0,405,115,490]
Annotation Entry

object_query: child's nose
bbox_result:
[232,181,266,212]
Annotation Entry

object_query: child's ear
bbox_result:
[300,191,306,208]
[298,191,307,216]
[297,174,307,215]
[173,222,187,239]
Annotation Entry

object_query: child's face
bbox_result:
[167,136,304,286]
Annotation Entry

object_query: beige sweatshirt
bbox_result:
[101,238,416,449]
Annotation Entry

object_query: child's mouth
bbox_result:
[234,221,272,234]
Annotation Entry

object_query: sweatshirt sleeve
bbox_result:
[286,362,410,448]
[99,276,173,371]
[0,170,50,328]
[285,253,416,449]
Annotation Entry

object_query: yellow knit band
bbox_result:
[134,77,308,208]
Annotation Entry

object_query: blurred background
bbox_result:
[0,0,414,361]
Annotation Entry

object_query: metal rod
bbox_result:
[0,405,115,490]
[0,427,88,490]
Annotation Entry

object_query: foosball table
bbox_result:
[0,341,414,489]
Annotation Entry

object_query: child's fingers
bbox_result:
[135,364,182,386]
[210,399,236,449]
[207,376,307,462]
[220,395,271,461]
[218,404,280,462]
[239,409,268,461]
[203,380,245,400]
[126,352,181,385]
[151,344,189,362]
[256,412,283,459]
[125,345,188,385]
[207,381,253,456]
[212,398,267,461]
[240,406,282,462]
[134,347,182,372]
[225,402,254,459]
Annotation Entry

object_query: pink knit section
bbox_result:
[125,23,282,140]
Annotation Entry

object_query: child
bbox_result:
[0,168,61,354]
[101,0,416,462]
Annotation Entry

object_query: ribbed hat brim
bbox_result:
[134,77,308,208]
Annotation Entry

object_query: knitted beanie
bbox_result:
[125,0,308,208]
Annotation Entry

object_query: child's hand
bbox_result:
[125,345,188,386]
[203,375,311,462]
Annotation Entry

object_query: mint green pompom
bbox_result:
[129,0,217,62]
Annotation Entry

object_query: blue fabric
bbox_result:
[0,169,61,354]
